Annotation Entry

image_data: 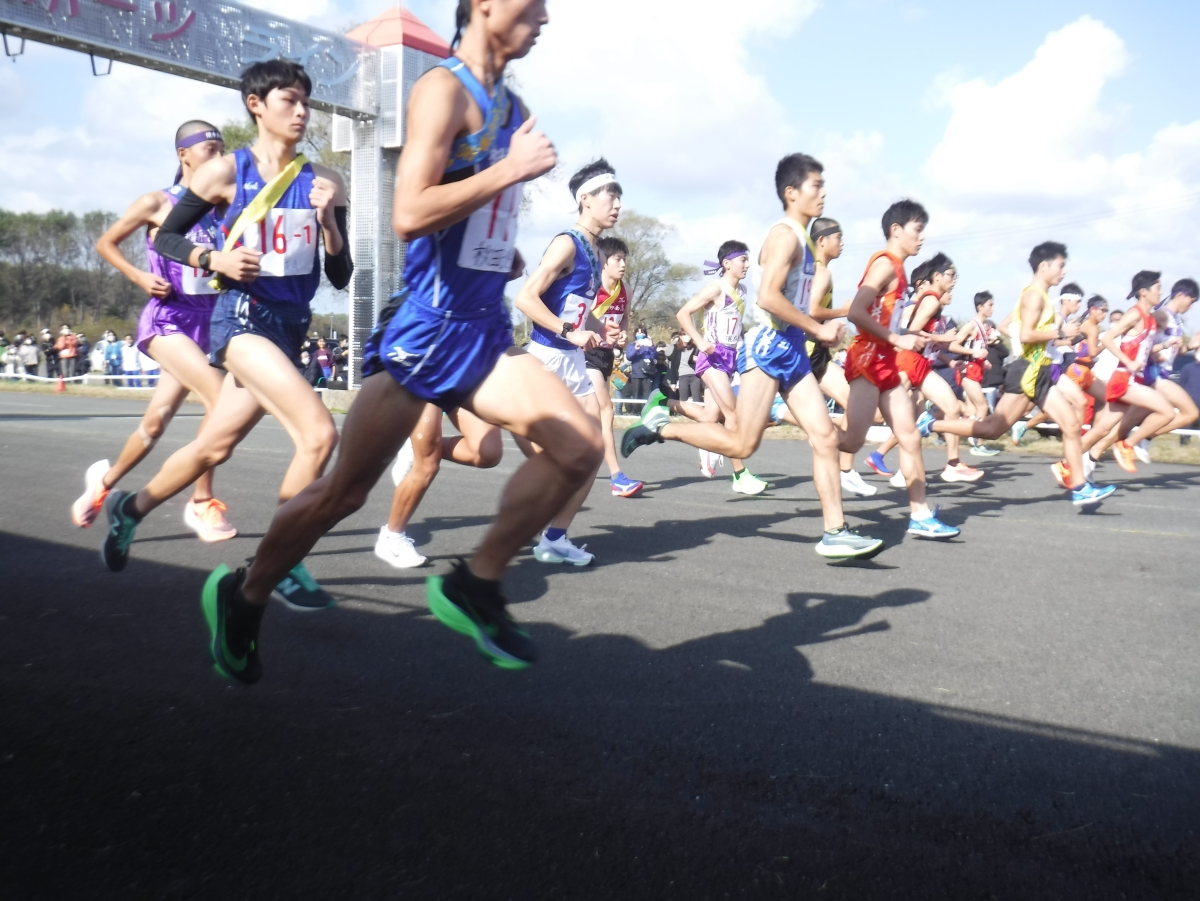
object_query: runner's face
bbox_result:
[1040,256,1066,286]
[789,173,825,219]
[819,232,843,260]
[934,267,956,293]
[252,85,310,142]
[1141,282,1161,307]
[726,254,750,281]
[978,300,994,319]
[492,0,549,60]
[584,187,621,229]
[895,220,925,256]
[603,252,626,282]
[180,139,225,174]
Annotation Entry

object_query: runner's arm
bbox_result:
[393,72,555,240]
[1100,309,1143,371]
[757,226,840,343]
[514,235,599,350]
[907,295,941,334]
[1018,289,1060,347]
[847,257,921,350]
[675,285,721,351]
[95,192,172,298]
[949,321,982,358]
[807,266,845,321]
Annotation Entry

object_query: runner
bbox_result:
[950,291,998,444]
[899,253,983,483]
[916,242,1115,506]
[622,153,883,561]
[1011,283,1084,443]
[514,157,624,565]
[670,240,769,495]
[583,236,644,497]
[837,201,961,537]
[72,121,235,543]
[98,60,352,614]
[376,405,503,570]
[200,1,595,681]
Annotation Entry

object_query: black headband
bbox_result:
[811,223,842,240]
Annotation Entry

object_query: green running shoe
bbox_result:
[201,565,263,685]
[272,562,335,611]
[100,490,139,572]
[643,388,668,415]
[731,469,769,495]
[427,560,536,670]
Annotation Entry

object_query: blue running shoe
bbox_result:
[907,512,960,540]
[1072,482,1115,507]
[915,411,936,438]
[769,397,787,424]
[866,451,895,477]
[610,472,644,497]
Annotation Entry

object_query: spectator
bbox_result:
[104,331,123,385]
[76,332,92,376]
[1,336,13,377]
[314,337,333,383]
[54,324,79,379]
[625,324,658,407]
[654,344,671,396]
[17,338,39,382]
[138,350,160,385]
[40,329,58,379]
[670,332,703,404]
[120,335,141,387]
[301,349,325,387]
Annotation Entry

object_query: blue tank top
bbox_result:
[145,185,221,312]
[531,230,601,351]
[401,58,523,316]
[220,148,321,305]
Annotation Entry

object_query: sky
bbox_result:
[2,0,1199,324]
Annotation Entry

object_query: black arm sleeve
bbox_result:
[152,189,217,265]
[323,206,353,290]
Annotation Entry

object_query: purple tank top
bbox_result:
[145,184,221,311]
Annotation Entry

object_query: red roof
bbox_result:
[345,5,451,57]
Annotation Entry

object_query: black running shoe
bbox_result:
[620,423,667,458]
[100,490,139,572]
[272,562,335,611]
[202,565,263,685]
[427,560,536,669]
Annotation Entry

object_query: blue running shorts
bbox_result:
[362,294,514,409]
[208,289,312,368]
[738,325,813,393]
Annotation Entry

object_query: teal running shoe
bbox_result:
[427,560,536,669]
[272,562,335,611]
[1072,482,1115,507]
[202,565,263,685]
[100,490,140,572]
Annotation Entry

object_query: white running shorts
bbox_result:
[526,341,595,398]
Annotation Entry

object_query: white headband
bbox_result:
[575,173,617,205]
[1060,293,1083,301]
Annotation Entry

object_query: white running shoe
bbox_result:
[890,470,907,489]
[533,533,595,566]
[71,459,110,528]
[941,462,984,483]
[1083,453,1097,480]
[699,448,716,478]
[391,439,415,486]
[731,470,769,496]
[1134,439,1152,465]
[184,498,237,542]
[840,469,878,497]
[373,526,427,569]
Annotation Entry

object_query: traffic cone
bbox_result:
[55,374,65,392]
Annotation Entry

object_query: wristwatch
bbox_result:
[197,249,212,272]
[560,321,576,339]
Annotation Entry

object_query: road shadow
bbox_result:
[1,532,1196,900]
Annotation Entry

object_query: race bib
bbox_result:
[242,208,319,278]
[458,183,522,273]
[179,243,219,295]
[563,293,590,330]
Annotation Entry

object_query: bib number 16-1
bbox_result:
[243,209,319,277]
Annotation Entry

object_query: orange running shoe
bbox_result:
[184,497,238,542]
[71,459,110,528]
[1051,460,1071,489]
[1112,440,1138,473]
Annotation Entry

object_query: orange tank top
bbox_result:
[852,251,908,347]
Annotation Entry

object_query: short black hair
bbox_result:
[1171,278,1199,299]
[926,252,954,278]
[569,158,622,211]
[241,60,312,117]
[716,240,750,272]
[1127,270,1161,300]
[974,291,994,310]
[909,260,932,294]
[1086,295,1108,311]
[597,236,629,260]
[810,217,841,240]
[1059,282,1084,298]
[774,154,823,208]
[452,0,471,48]
[882,199,928,239]
[1028,241,1067,273]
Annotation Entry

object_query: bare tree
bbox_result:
[611,211,699,329]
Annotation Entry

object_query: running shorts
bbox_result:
[806,340,831,382]
[136,296,215,356]
[362,294,514,410]
[896,348,931,388]
[527,340,594,399]
[695,342,737,378]
[958,360,985,385]
[208,290,310,368]
[1003,358,1052,410]
[584,346,615,380]
[737,325,812,393]
[1105,369,1134,402]
[1062,361,1095,392]
[844,339,902,392]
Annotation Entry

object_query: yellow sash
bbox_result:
[210,153,310,290]
[593,279,624,318]
[724,282,745,319]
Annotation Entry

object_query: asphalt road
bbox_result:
[2,391,1198,900]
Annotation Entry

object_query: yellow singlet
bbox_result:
[1013,285,1054,399]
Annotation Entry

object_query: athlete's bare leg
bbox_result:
[781,372,847,531]
[931,391,1032,440]
[699,368,749,471]
[1114,382,1179,442]
[1041,380,1087,489]
[919,371,963,464]
[588,369,623,476]
[1150,380,1200,436]
[960,377,988,421]
[131,335,337,516]
[818,363,858,471]
[543,392,603,531]
[842,378,934,517]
